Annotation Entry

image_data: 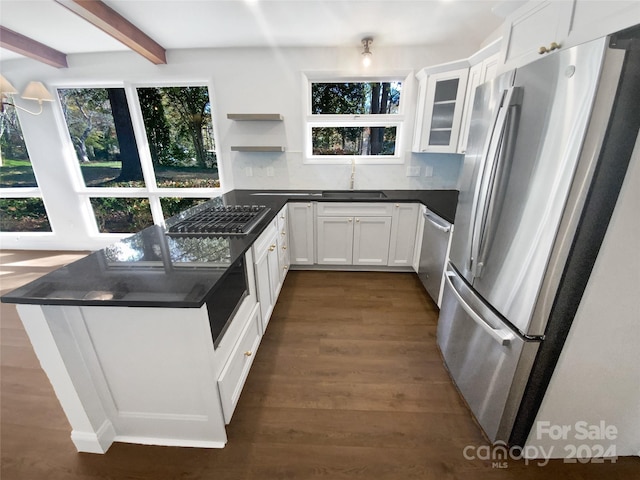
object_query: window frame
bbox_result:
[303,75,408,165]
[52,80,222,237]
[0,103,55,235]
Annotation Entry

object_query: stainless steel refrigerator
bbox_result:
[437,26,640,445]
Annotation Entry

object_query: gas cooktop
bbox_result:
[166,205,271,236]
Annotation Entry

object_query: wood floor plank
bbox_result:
[1,252,639,480]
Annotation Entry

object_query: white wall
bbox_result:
[525,133,640,458]
[1,43,471,250]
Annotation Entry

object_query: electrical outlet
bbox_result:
[406,166,420,177]
[424,166,434,177]
[244,167,253,177]
[266,166,275,177]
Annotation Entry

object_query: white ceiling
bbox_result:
[0,0,515,63]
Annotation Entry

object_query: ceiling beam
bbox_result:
[55,0,167,65]
[0,26,68,68]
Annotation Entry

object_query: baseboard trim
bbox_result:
[113,435,226,449]
[70,419,116,454]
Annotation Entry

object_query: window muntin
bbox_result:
[0,198,52,232]
[58,88,145,188]
[137,86,219,188]
[307,79,404,161]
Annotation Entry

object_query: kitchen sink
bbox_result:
[321,190,387,199]
[250,192,322,196]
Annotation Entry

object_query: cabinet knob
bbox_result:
[282,245,287,250]
[307,203,311,208]
[539,42,560,55]
[280,214,285,219]
[269,244,276,251]
[395,203,400,208]
[244,351,252,357]
[356,218,360,223]
[281,231,286,236]
[284,266,288,271]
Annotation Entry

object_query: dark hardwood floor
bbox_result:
[1,250,638,479]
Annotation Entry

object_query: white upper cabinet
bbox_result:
[457,39,502,154]
[498,0,576,72]
[412,64,469,154]
[496,0,640,74]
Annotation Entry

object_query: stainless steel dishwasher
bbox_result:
[418,206,452,307]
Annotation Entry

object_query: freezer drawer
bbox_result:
[437,266,539,442]
[418,208,452,306]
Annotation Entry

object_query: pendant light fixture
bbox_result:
[361,37,373,67]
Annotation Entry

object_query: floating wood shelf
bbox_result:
[227,114,283,121]
[230,146,285,152]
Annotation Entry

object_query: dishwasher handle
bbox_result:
[444,271,514,346]
[423,211,451,233]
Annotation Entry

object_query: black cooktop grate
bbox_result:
[167,205,271,236]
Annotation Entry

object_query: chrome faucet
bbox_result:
[350,158,356,190]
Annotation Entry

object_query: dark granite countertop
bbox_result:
[1,189,458,308]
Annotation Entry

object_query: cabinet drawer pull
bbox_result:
[244,351,252,357]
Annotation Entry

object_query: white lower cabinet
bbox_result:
[217,305,262,424]
[316,203,394,267]
[316,216,354,265]
[388,203,420,267]
[353,216,392,266]
[288,202,315,265]
[276,205,290,285]
[253,220,280,332]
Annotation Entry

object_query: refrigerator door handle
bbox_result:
[470,86,523,278]
[424,211,451,233]
[444,272,515,346]
[476,87,524,275]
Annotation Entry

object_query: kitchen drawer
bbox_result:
[217,305,261,424]
[316,202,393,217]
[253,219,277,255]
[276,205,288,232]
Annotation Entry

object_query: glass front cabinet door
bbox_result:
[413,67,469,153]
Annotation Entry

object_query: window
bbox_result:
[0,103,53,232]
[306,80,404,163]
[0,198,52,232]
[59,87,145,187]
[57,84,220,236]
[137,86,217,188]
